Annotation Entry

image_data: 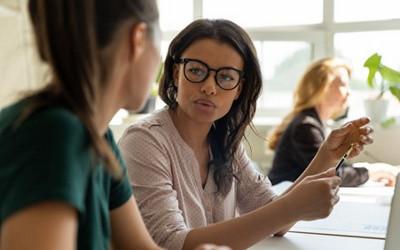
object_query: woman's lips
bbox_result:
[195,99,216,107]
[194,99,216,112]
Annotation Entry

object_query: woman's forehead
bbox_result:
[181,38,244,69]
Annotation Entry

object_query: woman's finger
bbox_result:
[348,117,371,128]
[359,126,374,136]
[334,117,371,139]
[361,135,374,145]
[332,194,340,205]
[348,143,362,157]
[332,122,355,137]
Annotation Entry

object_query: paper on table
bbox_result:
[290,194,391,239]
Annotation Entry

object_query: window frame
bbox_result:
[159,0,400,117]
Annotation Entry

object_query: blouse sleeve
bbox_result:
[118,126,190,250]
[235,144,277,214]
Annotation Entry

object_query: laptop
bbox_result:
[384,173,400,250]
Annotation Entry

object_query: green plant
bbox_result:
[363,53,400,101]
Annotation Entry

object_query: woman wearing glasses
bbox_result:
[119,19,373,249]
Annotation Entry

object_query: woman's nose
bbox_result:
[200,73,217,95]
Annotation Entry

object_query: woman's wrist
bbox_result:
[312,144,337,172]
[274,193,302,223]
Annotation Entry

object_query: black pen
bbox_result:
[335,145,353,176]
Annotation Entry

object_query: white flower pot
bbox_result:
[363,99,389,123]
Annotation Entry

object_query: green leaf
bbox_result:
[381,117,397,128]
[380,65,400,83]
[363,53,381,88]
[389,85,400,102]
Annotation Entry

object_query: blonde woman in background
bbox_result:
[268,57,394,187]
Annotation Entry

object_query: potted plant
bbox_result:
[363,53,400,123]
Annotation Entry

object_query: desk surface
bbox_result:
[260,182,393,250]
[249,232,385,250]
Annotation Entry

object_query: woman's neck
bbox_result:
[95,73,126,135]
[314,104,333,122]
[96,92,121,135]
[169,108,211,150]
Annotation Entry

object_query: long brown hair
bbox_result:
[24,0,159,175]
[268,57,351,150]
[159,19,262,197]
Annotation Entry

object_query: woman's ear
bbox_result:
[129,22,147,63]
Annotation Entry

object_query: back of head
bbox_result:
[268,57,351,150]
[26,0,159,174]
[160,19,263,197]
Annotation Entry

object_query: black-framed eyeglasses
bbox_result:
[175,58,244,90]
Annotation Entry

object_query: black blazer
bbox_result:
[268,108,369,187]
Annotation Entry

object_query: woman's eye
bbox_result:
[189,68,204,75]
[218,72,237,82]
[220,74,233,81]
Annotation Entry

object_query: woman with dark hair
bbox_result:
[119,19,373,249]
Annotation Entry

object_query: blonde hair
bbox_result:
[267,57,351,150]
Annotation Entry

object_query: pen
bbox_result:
[335,145,354,176]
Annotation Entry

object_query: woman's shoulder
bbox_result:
[119,108,176,146]
[1,101,86,141]
[126,108,174,135]
[291,108,323,129]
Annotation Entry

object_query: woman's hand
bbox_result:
[284,168,341,221]
[370,171,396,187]
[318,117,373,167]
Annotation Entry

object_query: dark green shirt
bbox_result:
[0,101,133,250]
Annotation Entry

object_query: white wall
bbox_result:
[0,1,46,108]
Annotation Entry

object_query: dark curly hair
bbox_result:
[159,19,262,197]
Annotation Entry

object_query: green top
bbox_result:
[0,101,133,250]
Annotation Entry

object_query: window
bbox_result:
[255,41,312,109]
[155,0,400,119]
[335,30,400,118]
[335,0,400,22]
[335,30,400,91]
[203,0,322,27]
[158,0,193,31]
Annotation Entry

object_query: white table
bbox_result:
[249,232,385,250]
[252,181,394,250]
